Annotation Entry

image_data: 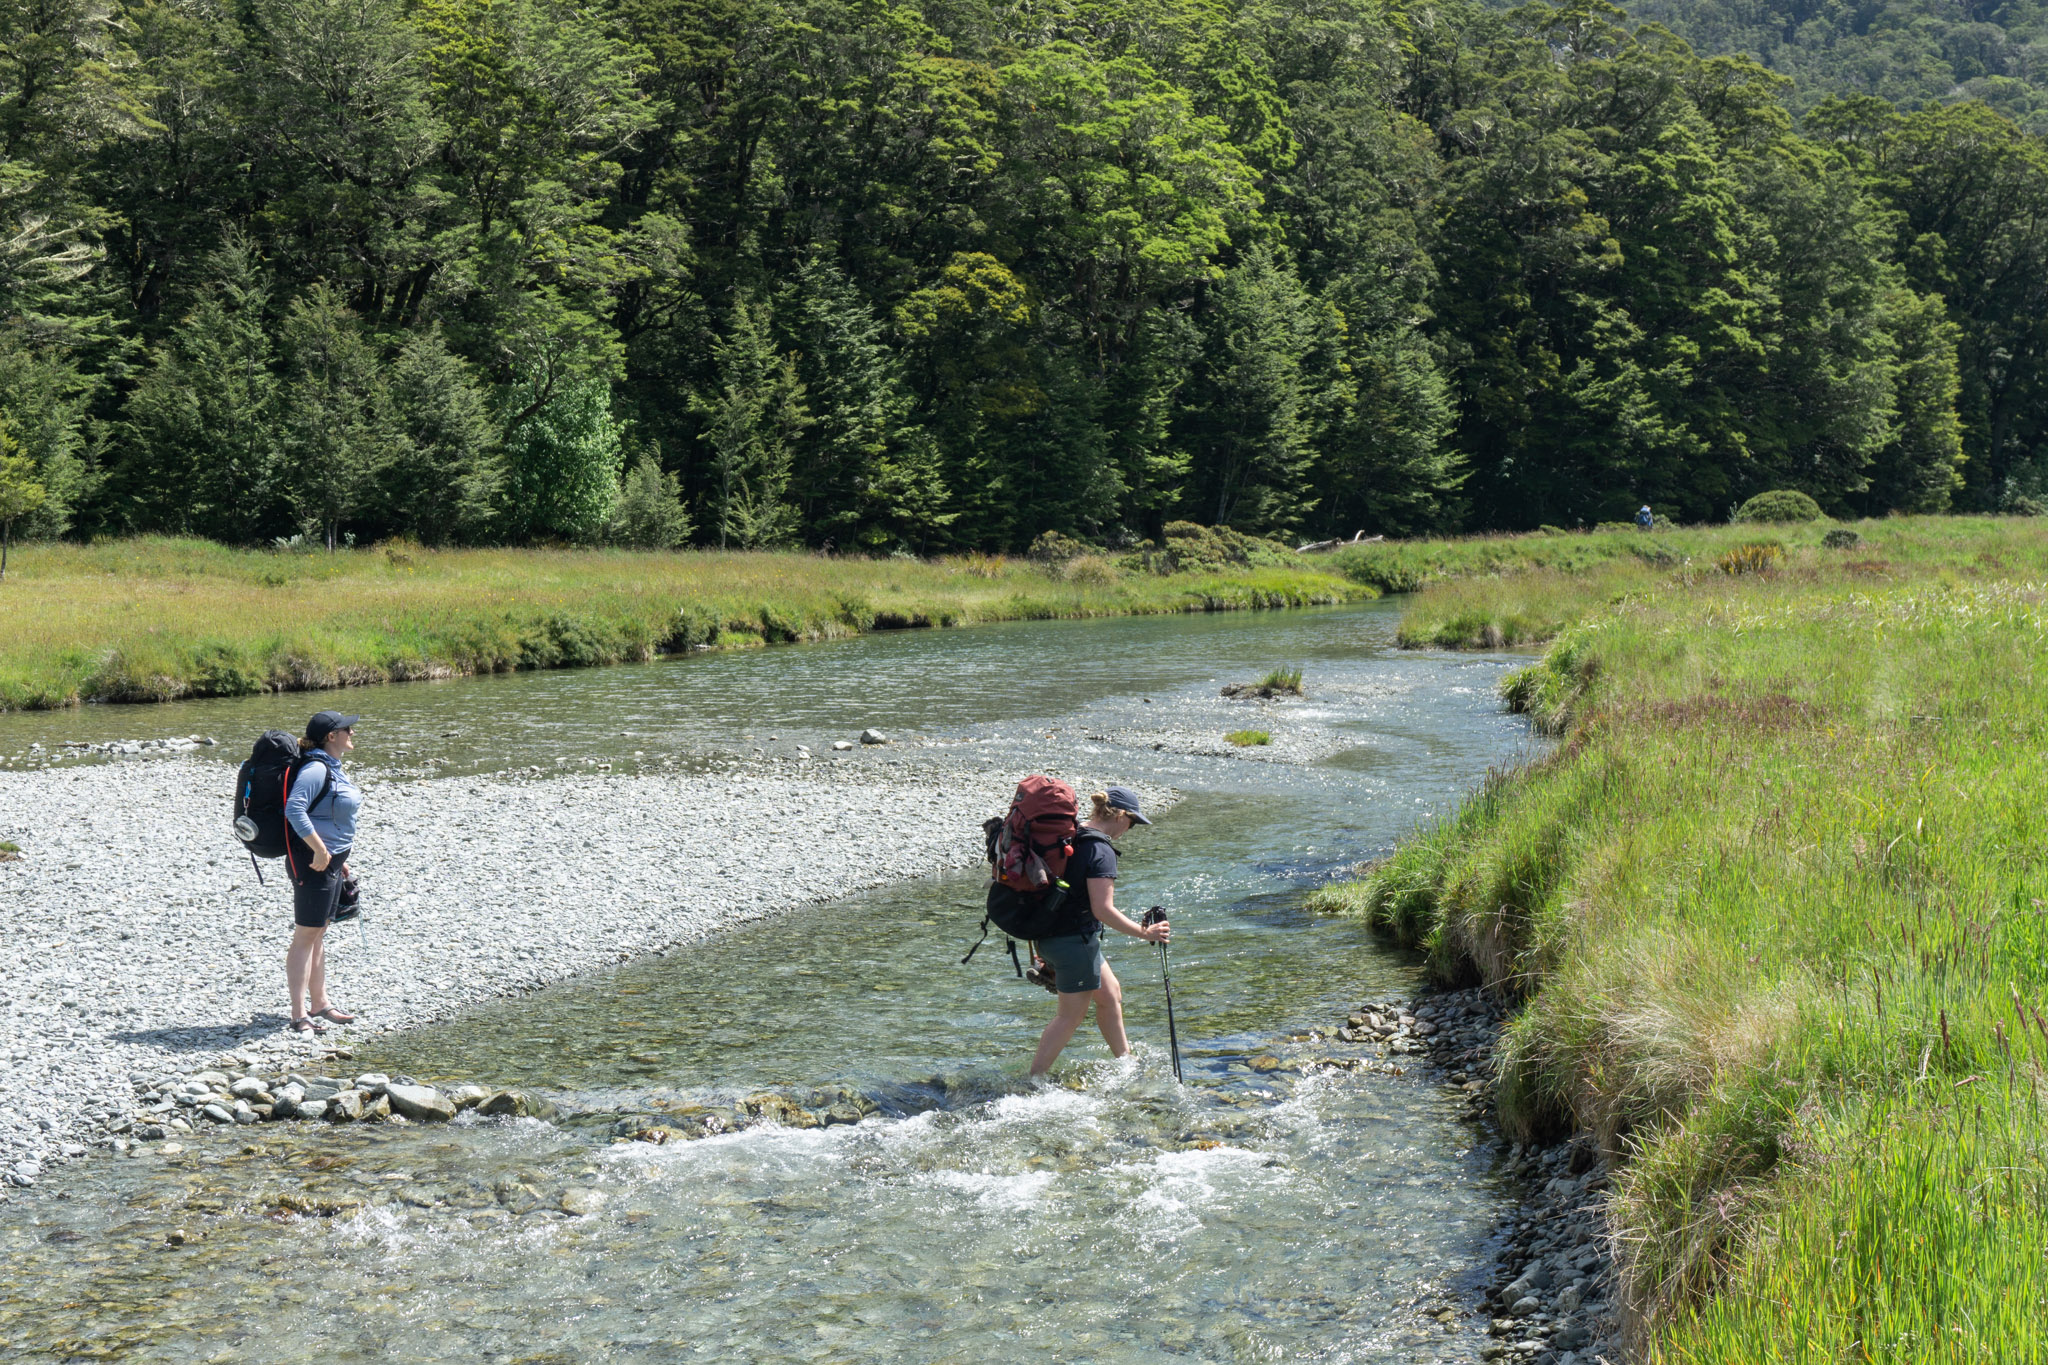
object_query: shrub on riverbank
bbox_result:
[0,538,1370,711]
[1310,516,2048,1360]
[1731,489,1824,524]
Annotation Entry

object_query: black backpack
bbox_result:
[963,829,1110,973]
[233,731,330,879]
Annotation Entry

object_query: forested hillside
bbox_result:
[4,0,2048,551]
[1624,0,2048,129]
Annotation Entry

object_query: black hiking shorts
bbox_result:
[291,852,349,929]
[1037,929,1105,994]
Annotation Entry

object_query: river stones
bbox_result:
[385,1084,456,1122]
[325,1091,365,1123]
[448,1084,491,1110]
[558,1187,605,1216]
[859,729,888,745]
[476,1090,530,1118]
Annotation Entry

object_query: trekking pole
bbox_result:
[1141,907,1182,1083]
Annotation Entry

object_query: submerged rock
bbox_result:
[559,1187,605,1216]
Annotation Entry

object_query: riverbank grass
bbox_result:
[0,538,1368,710]
[1310,516,2048,1361]
[1364,514,2046,650]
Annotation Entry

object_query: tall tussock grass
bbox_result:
[0,538,1369,711]
[1312,515,2048,1360]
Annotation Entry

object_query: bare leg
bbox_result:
[1091,960,1129,1058]
[286,925,325,1020]
[1031,991,1096,1076]
[307,930,330,1015]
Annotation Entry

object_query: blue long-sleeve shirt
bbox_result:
[285,753,361,859]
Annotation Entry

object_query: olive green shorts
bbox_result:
[1036,930,1105,994]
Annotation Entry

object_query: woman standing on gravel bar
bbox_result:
[1029,786,1170,1076]
[284,710,363,1035]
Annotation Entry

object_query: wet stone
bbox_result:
[386,1084,456,1122]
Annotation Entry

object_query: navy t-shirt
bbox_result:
[1060,833,1118,936]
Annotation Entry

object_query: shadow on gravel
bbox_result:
[109,1017,297,1051]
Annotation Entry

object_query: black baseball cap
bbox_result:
[307,711,360,743]
[1106,785,1151,825]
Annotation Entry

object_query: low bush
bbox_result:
[1027,530,1089,564]
[1732,489,1823,524]
[1226,729,1271,746]
[1059,554,1122,585]
[1128,521,1302,575]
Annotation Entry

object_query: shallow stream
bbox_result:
[0,603,1533,1362]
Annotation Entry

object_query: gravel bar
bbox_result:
[0,754,1136,1180]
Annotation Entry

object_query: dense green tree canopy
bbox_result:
[3,0,2046,547]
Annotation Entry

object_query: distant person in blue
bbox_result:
[1635,505,1654,531]
[1029,786,1171,1077]
[283,711,363,1034]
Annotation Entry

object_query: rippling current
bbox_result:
[0,601,1535,1362]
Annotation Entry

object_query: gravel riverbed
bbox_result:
[0,750,1149,1180]
[1297,991,1624,1365]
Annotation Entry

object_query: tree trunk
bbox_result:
[1,519,9,580]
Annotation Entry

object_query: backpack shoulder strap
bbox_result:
[291,753,337,812]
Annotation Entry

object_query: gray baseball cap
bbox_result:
[1105,785,1151,825]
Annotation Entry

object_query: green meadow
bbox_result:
[1312,515,2048,1361]
[0,537,1365,711]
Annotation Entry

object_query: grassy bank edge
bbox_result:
[0,541,1372,712]
[1306,519,2048,1360]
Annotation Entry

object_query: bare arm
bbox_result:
[1088,879,1168,943]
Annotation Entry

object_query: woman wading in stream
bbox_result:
[1030,787,1170,1076]
[283,711,363,1034]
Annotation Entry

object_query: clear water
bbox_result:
[0,603,1535,1362]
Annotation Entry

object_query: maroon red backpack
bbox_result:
[964,776,1104,970]
[987,774,1079,892]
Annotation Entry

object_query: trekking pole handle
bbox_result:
[1140,906,1169,929]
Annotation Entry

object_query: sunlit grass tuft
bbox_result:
[1226,729,1271,746]
[1259,667,1304,695]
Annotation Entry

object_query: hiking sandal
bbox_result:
[311,1008,356,1024]
[290,1017,326,1035]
